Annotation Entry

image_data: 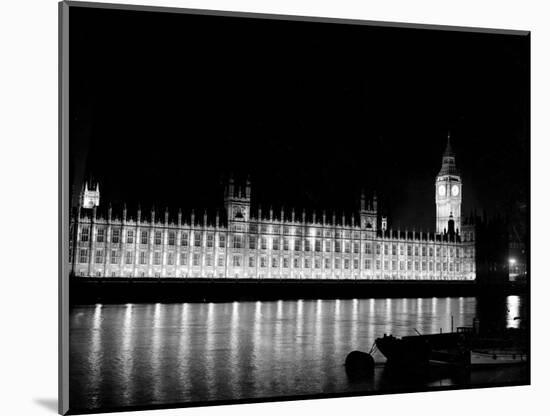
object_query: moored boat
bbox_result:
[469,349,527,366]
[375,323,527,369]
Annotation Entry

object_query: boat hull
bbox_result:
[469,350,527,366]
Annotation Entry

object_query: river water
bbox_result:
[69,296,527,412]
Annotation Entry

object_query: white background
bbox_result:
[0,0,548,415]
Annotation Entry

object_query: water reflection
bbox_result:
[88,304,103,409]
[120,304,134,406]
[70,295,526,412]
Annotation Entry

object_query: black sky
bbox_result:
[69,5,529,231]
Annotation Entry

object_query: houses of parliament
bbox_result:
[69,138,476,281]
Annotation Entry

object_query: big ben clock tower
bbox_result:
[435,133,462,234]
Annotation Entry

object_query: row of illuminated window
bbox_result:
[79,226,467,258]
[78,248,467,272]
[243,224,366,239]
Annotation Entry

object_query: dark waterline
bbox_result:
[69,296,527,412]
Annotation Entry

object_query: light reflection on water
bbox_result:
[70,296,523,411]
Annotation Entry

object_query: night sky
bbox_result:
[69,5,529,231]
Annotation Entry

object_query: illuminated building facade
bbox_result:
[70,143,476,281]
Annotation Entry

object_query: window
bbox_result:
[154,231,162,245]
[193,253,200,266]
[168,231,176,246]
[273,238,280,250]
[112,229,120,244]
[415,261,419,271]
[304,239,310,251]
[80,226,90,242]
[449,262,454,271]
[294,239,301,251]
[414,246,419,256]
[249,256,255,267]
[261,237,267,250]
[429,262,433,271]
[283,258,289,268]
[375,244,381,255]
[110,250,119,264]
[384,244,389,255]
[399,261,404,271]
[353,259,359,269]
[429,247,434,257]
[179,252,187,266]
[194,233,201,247]
[217,255,224,267]
[315,258,321,269]
[436,263,441,271]
[79,249,89,263]
[168,252,175,266]
[344,259,350,269]
[407,261,412,271]
[261,257,267,268]
[315,240,321,252]
[353,242,359,254]
[422,261,426,271]
[365,259,371,270]
[154,252,161,265]
[181,232,188,247]
[345,242,351,253]
[400,245,404,256]
[325,258,331,269]
[383,260,388,270]
[218,234,225,248]
[325,240,331,252]
[443,262,447,271]
[283,238,289,251]
[272,257,278,268]
[125,251,133,265]
[335,241,341,253]
[436,247,441,257]
[205,233,213,248]
[422,246,427,257]
[392,244,397,256]
[249,236,256,250]
[365,243,372,254]
[127,230,134,244]
[94,249,103,264]
[96,228,105,243]
[233,235,242,249]
[141,231,148,245]
[293,258,299,268]
[407,245,412,256]
[140,251,147,265]
[233,256,241,267]
[304,258,310,269]
[335,259,341,269]
[391,260,397,271]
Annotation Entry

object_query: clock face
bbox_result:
[438,185,446,196]
[451,185,459,196]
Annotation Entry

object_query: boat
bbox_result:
[375,331,465,367]
[469,349,527,366]
[375,324,527,369]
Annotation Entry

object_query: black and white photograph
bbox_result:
[61,1,530,414]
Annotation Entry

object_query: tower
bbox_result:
[359,190,378,232]
[435,133,462,233]
[224,176,251,222]
[80,180,100,209]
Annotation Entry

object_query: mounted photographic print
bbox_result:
[59,1,530,414]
